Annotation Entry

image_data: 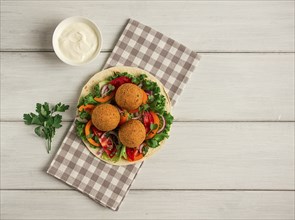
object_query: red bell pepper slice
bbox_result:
[110,76,132,89]
[126,147,135,161]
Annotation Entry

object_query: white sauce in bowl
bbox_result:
[59,22,98,63]
[53,17,102,66]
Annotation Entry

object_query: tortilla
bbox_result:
[77,66,172,165]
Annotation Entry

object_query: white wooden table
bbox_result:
[1,1,294,219]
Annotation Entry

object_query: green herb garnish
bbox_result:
[93,84,101,97]
[80,93,98,105]
[146,111,173,148]
[76,120,87,140]
[23,102,69,153]
[79,109,91,120]
[150,123,158,130]
[142,145,149,156]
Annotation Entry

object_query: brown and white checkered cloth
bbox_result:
[47,19,200,210]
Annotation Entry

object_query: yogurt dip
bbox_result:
[53,17,102,66]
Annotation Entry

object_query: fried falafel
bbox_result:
[119,120,146,147]
[92,104,120,131]
[115,83,143,111]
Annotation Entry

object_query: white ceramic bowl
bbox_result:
[52,16,103,66]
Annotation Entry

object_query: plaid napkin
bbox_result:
[47,19,200,210]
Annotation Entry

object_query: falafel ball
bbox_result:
[92,104,120,131]
[119,120,146,147]
[115,83,143,111]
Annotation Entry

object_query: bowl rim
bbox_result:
[52,16,103,66]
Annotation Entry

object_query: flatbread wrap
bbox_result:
[76,66,173,165]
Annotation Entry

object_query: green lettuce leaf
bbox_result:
[145,111,174,148]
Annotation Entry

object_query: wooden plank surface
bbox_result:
[1,1,294,52]
[1,121,294,190]
[1,190,294,220]
[1,1,294,219]
[1,52,294,121]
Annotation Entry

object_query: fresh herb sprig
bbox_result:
[23,102,69,153]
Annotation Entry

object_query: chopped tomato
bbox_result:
[99,133,117,158]
[126,147,143,162]
[146,111,160,139]
[84,120,100,147]
[126,147,135,161]
[91,126,104,138]
[110,76,132,89]
[143,111,154,133]
[78,104,95,112]
[119,109,129,125]
[94,91,115,103]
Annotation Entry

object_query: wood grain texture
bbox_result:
[1,122,294,190]
[1,1,294,52]
[1,190,294,220]
[1,52,294,121]
[1,1,294,219]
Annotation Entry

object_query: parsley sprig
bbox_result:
[23,102,69,153]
